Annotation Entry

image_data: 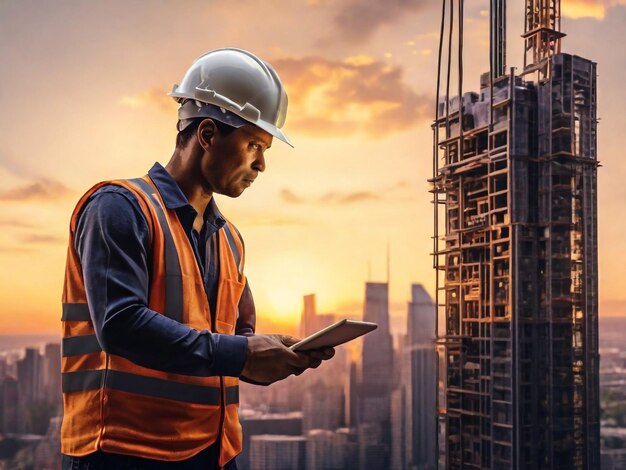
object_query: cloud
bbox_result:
[21,233,66,245]
[562,0,626,19]
[0,218,37,229]
[280,189,304,204]
[328,0,430,44]
[0,246,33,254]
[280,180,412,206]
[0,151,40,180]
[0,178,73,202]
[245,216,309,227]
[281,188,380,205]
[118,87,178,112]
[320,191,380,204]
[274,56,431,137]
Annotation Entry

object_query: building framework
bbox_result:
[430,1,600,468]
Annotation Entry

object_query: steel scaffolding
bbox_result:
[430,1,600,468]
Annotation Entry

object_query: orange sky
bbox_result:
[0,0,625,335]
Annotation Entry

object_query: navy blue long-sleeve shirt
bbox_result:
[75,162,252,377]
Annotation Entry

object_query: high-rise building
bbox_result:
[390,284,437,470]
[302,348,348,434]
[390,380,407,470]
[358,282,393,469]
[17,347,43,405]
[34,416,61,468]
[0,357,7,380]
[300,293,336,339]
[303,380,344,433]
[407,284,437,470]
[1,376,21,433]
[600,448,626,470]
[306,428,358,470]
[346,361,358,428]
[249,435,306,470]
[431,1,600,468]
[239,411,303,470]
[42,343,61,408]
[301,294,318,338]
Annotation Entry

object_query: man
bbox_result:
[60,48,333,469]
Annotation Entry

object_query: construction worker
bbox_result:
[60,48,334,469]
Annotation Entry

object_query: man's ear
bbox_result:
[197,119,218,149]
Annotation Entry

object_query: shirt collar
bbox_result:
[147,162,225,227]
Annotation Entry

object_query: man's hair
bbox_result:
[175,118,237,149]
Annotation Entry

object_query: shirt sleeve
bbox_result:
[231,225,256,337]
[75,185,248,377]
[235,280,256,337]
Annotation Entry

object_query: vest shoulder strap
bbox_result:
[126,177,183,323]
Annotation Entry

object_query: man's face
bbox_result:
[202,123,273,198]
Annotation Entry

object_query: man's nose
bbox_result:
[254,152,266,173]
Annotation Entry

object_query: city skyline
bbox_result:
[1,283,625,467]
[0,1,625,335]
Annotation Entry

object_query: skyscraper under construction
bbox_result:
[431,1,600,468]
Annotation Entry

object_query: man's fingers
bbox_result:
[289,351,314,369]
[280,335,300,347]
[306,348,335,361]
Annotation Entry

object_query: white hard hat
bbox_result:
[169,48,292,147]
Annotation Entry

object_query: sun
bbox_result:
[265,286,303,324]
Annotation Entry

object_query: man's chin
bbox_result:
[218,187,245,198]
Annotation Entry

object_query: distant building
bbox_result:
[407,284,436,470]
[249,435,306,470]
[306,428,358,470]
[303,380,344,433]
[0,357,7,380]
[17,348,42,406]
[390,380,407,470]
[358,282,393,469]
[34,416,61,469]
[301,294,317,338]
[239,411,302,470]
[300,293,336,338]
[600,448,626,470]
[1,376,21,433]
[42,343,61,409]
[346,361,358,428]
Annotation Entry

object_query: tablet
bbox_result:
[289,319,378,351]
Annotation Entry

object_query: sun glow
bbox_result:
[265,287,303,324]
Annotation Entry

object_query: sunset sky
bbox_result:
[0,0,625,335]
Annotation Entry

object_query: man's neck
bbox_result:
[165,150,212,230]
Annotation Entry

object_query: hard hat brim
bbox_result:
[174,98,293,147]
[254,119,293,148]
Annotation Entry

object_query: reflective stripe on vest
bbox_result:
[60,332,240,406]
[62,369,240,405]
[61,175,245,463]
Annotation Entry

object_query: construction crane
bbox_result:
[491,0,506,79]
[522,0,566,79]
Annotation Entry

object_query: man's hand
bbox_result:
[240,334,335,385]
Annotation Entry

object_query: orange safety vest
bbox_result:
[61,175,246,467]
